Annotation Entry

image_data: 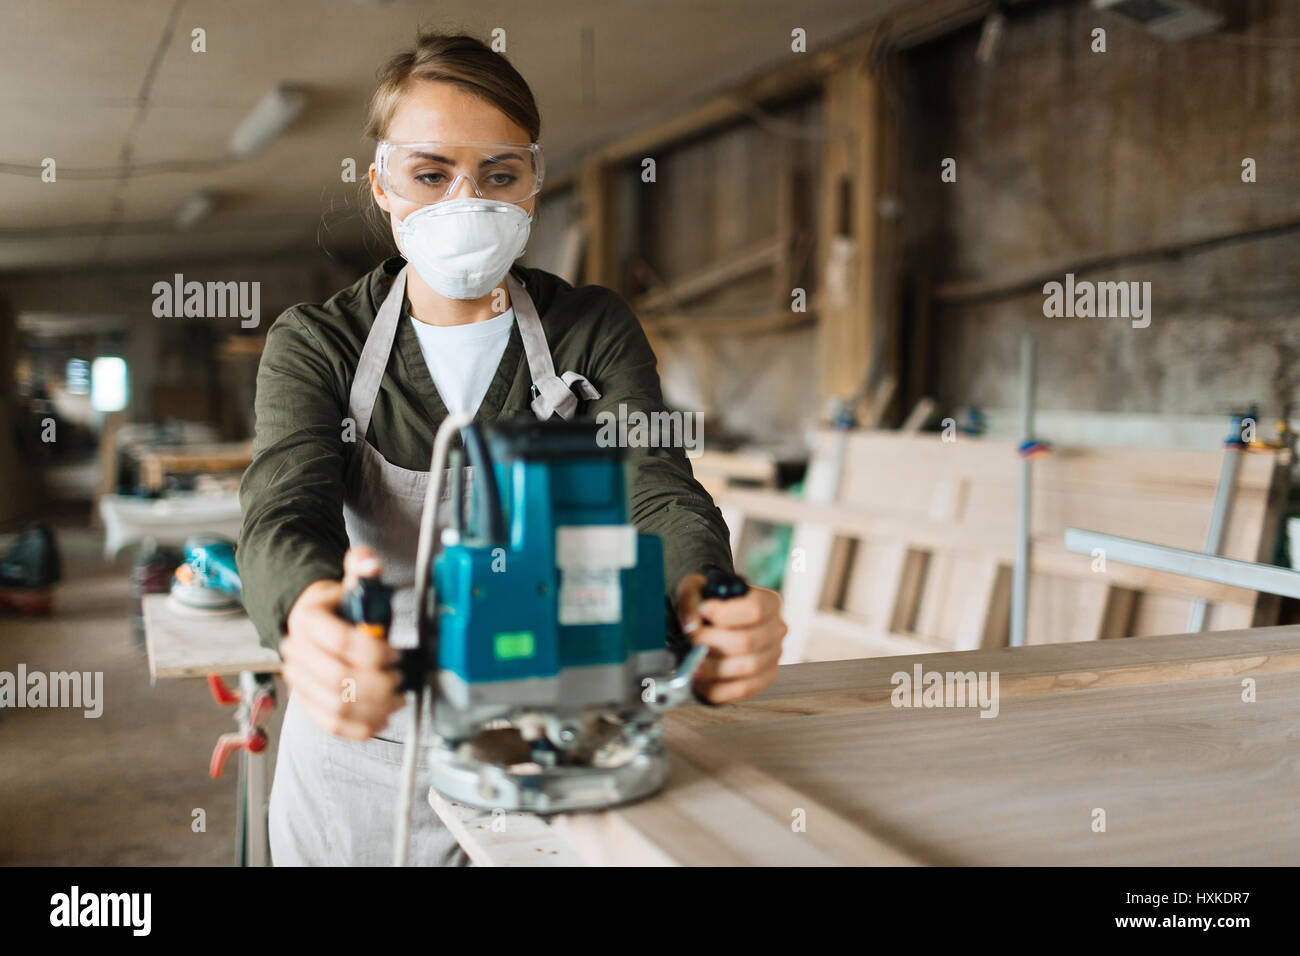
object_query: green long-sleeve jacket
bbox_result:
[237,257,734,650]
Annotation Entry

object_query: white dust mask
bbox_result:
[396,197,533,300]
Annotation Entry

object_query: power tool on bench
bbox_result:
[341,415,747,851]
[169,536,243,613]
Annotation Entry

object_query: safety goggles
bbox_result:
[375,140,544,206]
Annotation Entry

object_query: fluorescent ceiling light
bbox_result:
[229,84,307,157]
[91,357,129,413]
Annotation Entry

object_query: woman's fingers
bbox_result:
[279,564,405,740]
[290,685,392,741]
[280,635,401,701]
[280,646,404,735]
[290,598,398,670]
[697,586,782,630]
[688,615,787,660]
[282,665,403,736]
[674,577,786,705]
[693,642,782,682]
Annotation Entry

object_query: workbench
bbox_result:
[542,626,1300,866]
[142,594,279,866]
[144,587,1299,866]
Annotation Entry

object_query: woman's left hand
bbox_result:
[675,573,787,704]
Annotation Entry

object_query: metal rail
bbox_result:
[1063,528,1300,600]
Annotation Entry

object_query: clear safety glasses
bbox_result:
[375,141,544,206]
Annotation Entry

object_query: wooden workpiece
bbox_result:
[427,790,583,867]
[557,625,1300,866]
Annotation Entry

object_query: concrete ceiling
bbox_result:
[0,0,914,271]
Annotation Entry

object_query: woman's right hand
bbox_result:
[280,547,406,740]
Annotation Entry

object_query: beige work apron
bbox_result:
[268,265,599,866]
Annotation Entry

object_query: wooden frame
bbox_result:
[720,430,1289,662]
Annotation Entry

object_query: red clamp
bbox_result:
[210,728,268,778]
[208,674,241,706]
[207,673,275,778]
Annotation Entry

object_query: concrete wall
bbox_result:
[903,0,1299,421]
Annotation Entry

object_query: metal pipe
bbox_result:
[1010,332,1036,647]
[1063,528,1300,600]
[1187,447,1242,632]
[239,669,270,868]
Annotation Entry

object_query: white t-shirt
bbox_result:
[408,308,514,415]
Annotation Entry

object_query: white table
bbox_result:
[99,491,242,559]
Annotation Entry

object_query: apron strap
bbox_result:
[347,266,408,439]
[506,271,601,421]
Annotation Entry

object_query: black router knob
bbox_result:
[702,570,750,601]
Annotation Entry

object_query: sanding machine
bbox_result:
[169,536,244,612]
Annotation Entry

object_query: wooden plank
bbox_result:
[900,396,937,434]
[816,55,880,406]
[664,724,915,864]
[700,668,1300,865]
[674,624,1300,729]
[818,535,856,613]
[599,629,1300,865]
[774,433,845,662]
[640,310,815,337]
[595,58,830,167]
[860,373,897,429]
[550,807,681,867]
[905,270,935,429]
[773,146,797,308]
[878,0,996,50]
[142,593,280,680]
[427,790,582,867]
[912,548,957,642]
[829,536,870,621]
[886,547,929,634]
[556,727,917,866]
[578,157,618,290]
[635,238,783,312]
[1095,584,1138,640]
[952,558,1009,650]
[781,523,834,662]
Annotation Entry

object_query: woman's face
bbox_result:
[369,79,538,248]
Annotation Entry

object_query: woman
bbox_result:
[237,31,787,866]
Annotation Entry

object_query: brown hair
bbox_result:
[364,32,541,143]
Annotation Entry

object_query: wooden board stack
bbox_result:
[719,430,1290,662]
